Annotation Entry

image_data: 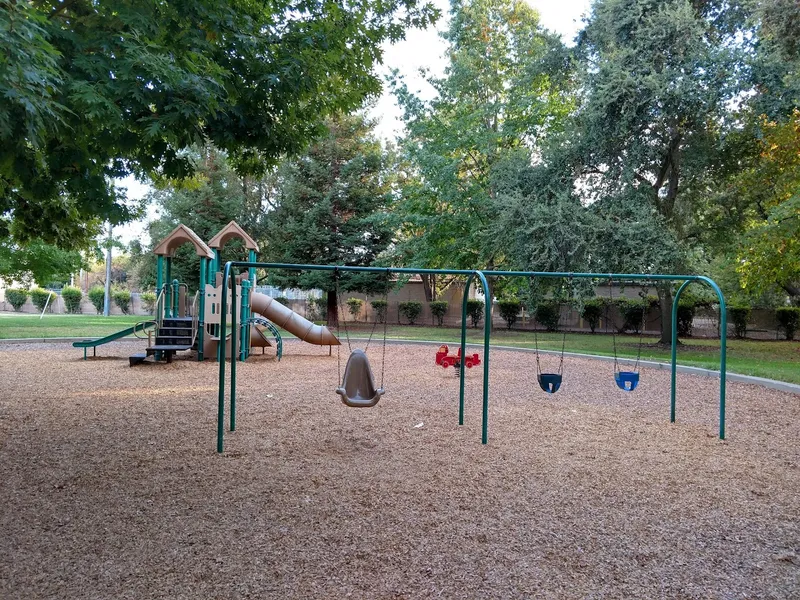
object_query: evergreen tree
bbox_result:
[264,113,394,325]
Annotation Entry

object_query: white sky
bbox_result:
[116,0,591,245]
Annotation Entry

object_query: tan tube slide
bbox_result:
[250,292,340,346]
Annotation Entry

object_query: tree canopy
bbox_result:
[0,0,438,248]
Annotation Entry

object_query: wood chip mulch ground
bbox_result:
[0,340,798,599]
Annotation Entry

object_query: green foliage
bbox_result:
[388,0,573,275]
[0,0,438,249]
[497,299,522,330]
[307,295,327,322]
[140,292,157,315]
[775,307,800,340]
[466,299,484,329]
[0,240,84,287]
[429,300,449,326]
[274,297,291,307]
[581,299,604,334]
[88,286,106,314]
[370,299,388,324]
[617,299,647,334]
[729,306,751,339]
[398,301,423,325]
[29,288,56,312]
[112,289,131,314]
[5,288,28,311]
[677,300,696,337]
[346,298,364,320]
[61,286,83,314]
[264,114,395,313]
[534,302,561,332]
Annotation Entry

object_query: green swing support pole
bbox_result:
[458,271,492,444]
[215,262,728,454]
[671,276,728,439]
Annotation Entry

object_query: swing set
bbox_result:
[214,263,728,454]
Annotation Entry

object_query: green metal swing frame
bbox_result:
[215,262,728,454]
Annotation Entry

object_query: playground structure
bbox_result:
[73,221,340,364]
[214,262,729,453]
[435,344,481,370]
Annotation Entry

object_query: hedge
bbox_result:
[5,288,28,311]
[466,299,484,328]
[429,300,448,326]
[371,299,388,324]
[112,288,131,314]
[776,307,800,341]
[534,301,560,332]
[497,299,522,329]
[729,306,751,339]
[398,301,423,325]
[88,286,106,313]
[61,286,83,314]
[346,298,364,320]
[30,288,56,312]
[580,299,603,333]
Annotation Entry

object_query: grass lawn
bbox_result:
[0,314,143,340]
[1,314,797,384]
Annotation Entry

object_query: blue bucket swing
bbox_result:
[532,276,570,395]
[607,277,646,393]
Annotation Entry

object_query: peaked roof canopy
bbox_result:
[207,221,260,252]
[153,224,214,259]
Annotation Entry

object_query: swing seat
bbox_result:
[615,371,639,392]
[538,373,562,394]
[336,349,385,408]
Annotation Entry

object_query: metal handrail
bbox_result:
[191,290,200,346]
[132,319,158,340]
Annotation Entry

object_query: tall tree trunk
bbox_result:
[421,274,434,302]
[657,284,674,345]
[326,290,338,328]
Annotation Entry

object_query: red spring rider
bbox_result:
[435,344,481,371]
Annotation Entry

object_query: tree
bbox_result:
[263,113,395,325]
[565,0,748,343]
[731,113,800,301]
[0,0,439,249]
[136,147,269,292]
[0,239,84,287]
[389,0,574,305]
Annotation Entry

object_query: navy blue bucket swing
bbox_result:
[607,277,644,392]
[533,276,570,394]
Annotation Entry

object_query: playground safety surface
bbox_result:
[0,340,798,599]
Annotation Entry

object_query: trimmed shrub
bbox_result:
[497,299,522,330]
[346,297,363,320]
[398,300,423,325]
[429,300,448,326]
[274,296,291,307]
[729,306,751,339]
[370,299,388,323]
[88,286,106,314]
[617,299,647,334]
[581,299,603,333]
[676,300,696,337]
[466,299,484,329]
[534,301,560,332]
[61,286,83,314]
[112,288,131,314]
[140,291,157,314]
[5,288,28,312]
[776,307,800,341]
[307,295,326,321]
[30,288,56,312]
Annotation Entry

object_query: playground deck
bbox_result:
[0,340,798,598]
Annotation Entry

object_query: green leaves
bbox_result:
[1,0,439,248]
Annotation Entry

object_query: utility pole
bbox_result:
[103,222,112,316]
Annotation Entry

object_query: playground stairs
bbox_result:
[142,317,195,364]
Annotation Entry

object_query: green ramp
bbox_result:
[73,321,156,359]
